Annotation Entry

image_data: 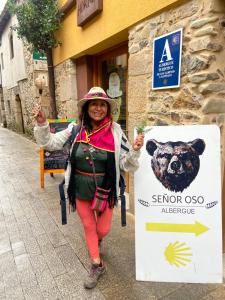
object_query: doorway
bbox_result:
[15,95,25,133]
[93,44,129,192]
[93,44,128,134]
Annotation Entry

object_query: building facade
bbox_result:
[0,4,50,135]
[53,0,225,244]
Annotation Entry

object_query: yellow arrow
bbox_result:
[146,221,209,236]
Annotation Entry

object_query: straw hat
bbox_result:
[77,87,118,113]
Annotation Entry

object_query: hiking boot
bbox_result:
[84,262,106,289]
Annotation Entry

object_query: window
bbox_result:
[8,100,11,115]
[9,33,14,59]
[1,53,4,69]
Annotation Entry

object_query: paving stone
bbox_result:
[18,269,39,289]
[159,283,220,300]
[15,254,32,272]
[5,287,24,300]
[34,268,61,297]
[23,286,43,300]
[0,279,5,299]
[23,236,41,255]
[11,241,26,257]
[0,225,5,238]
[64,289,106,300]
[27,217,45,237]
[46,230,67,248]
[36,234,66,277]
[29,254,49,277]
[54,272,82,297]
[101,279,158,300]
[55,244,86,273]
[66,233,86,253]
[41,287,62,299]
[0,252,16,275]
[200,285,225,299]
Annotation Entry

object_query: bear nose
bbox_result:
[170,160,181,171]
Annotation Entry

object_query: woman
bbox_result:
[34,87,144,289]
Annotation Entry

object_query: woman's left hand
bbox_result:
[132,133,144,151]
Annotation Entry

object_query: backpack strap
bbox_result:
[119,174,126,227]
[59,178,67,225]
[60,124,81,225]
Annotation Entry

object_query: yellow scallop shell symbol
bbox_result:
[164,241,192,267]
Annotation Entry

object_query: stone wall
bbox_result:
[54,59,78,119]
[128,0,225,212]
[2,46,50,137]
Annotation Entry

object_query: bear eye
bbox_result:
[164,154,172,160]
[180,152,192,160]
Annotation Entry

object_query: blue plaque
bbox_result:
[152,29,183,90]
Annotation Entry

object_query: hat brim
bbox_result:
[77,96,118,114]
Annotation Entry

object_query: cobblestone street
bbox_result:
[0,127,225,299]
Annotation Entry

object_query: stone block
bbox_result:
[128,76,148,113]
[202,98,225,114]
[191,72,219,83]
[129,44,140,54]
[154,118,169,126]
[129,51,151,76]
[216,114,225,127]
[172,88,201,110]
[139,39,149,50]
[194,26,218,37]
[171,112,180,123]
[190,16,219,29]
[199,83,225,94]
[173,1,198,21]
[140,24,151,40]
[207,0,225,13]
[199,115,212,124]
[182,112,200,122]
[190,36,222,53]
[136,24,144,32]
[183,55,209,74]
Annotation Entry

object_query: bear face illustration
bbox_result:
[146,139,205,192]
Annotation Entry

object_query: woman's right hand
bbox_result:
[33,105,47,125]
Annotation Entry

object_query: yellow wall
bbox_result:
[54,0,184,66]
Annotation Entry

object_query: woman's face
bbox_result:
[88,99,108,123]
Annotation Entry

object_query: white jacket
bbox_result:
[34,122,140,195]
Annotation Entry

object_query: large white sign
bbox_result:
[134,125,222,283]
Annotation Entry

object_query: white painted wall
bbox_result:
[0,15,27,89]
[0,1,7,14]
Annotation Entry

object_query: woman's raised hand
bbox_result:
[32,104,47,125]
[132,133,144,151]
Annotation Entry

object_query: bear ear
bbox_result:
[146,139,158,156]
[189,139,206,155]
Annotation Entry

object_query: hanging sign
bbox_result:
[152,28,182,90]
[134,125,222,283]
[33,51,47,61]
[77,0,103,26]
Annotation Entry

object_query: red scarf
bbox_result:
[76,116,115,152]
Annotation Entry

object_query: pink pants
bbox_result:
[76,199,113,260]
